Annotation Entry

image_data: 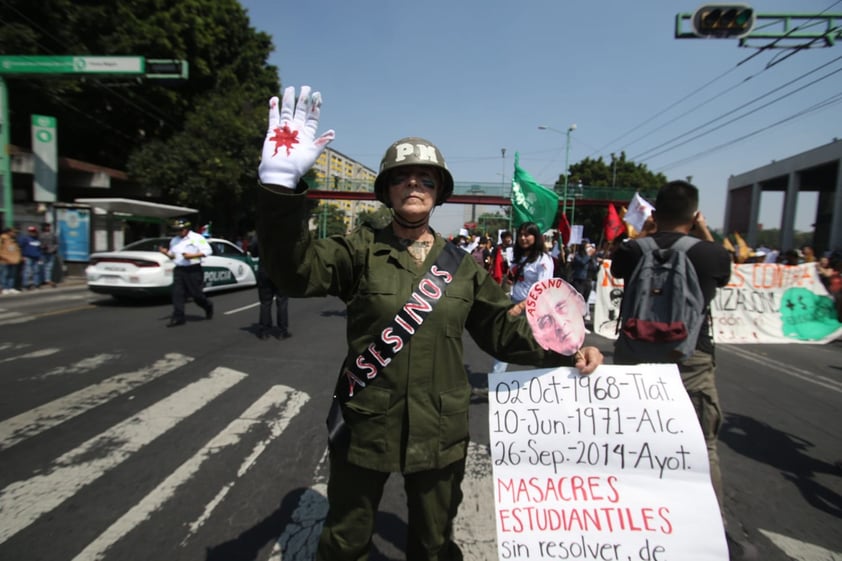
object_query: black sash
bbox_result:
[327,242,466,448]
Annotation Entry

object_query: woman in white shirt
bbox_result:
[492,221,555,372]
[509,221,556,303]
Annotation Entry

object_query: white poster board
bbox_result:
[489,365,727,561]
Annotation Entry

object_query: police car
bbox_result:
[85,237,258,300]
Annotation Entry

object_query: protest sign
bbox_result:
[594,261,624,339]
[594,261,842,344]
[713,262,842,343]
[489,365,727,561]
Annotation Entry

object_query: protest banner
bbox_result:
[593,261,842,344]
[594,261,625,339]
[489,365,727,561]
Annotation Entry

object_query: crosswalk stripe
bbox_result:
[0,352,194,451]
[454,441,497,560]
[0,366,247,545]
[759,529,842,561]
[71,384,309,561]
[180,385,310,544]
[0,312,24,322]
[0,347,60,363]
[29,353,122,381]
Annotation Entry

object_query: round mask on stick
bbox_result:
[524,278,587,356]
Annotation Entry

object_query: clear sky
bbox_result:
[239,0,841,236]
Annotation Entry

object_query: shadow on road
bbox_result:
[719,413,842,518]
[204,486,408,561]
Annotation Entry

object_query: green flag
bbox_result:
[511,152,559,233]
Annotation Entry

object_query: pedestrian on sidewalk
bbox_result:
[19,226,43,290]
[0,226,22,294]
[40,223,59,287]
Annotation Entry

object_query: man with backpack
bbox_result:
[610,180,732,513]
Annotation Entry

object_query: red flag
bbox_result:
[490,247,504,284]
[558,213,571,246]
[604,204,625,242]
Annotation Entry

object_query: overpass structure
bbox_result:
[725,139,842,254]
[305,181,652,209]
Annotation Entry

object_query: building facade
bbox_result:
[311,147,380,233]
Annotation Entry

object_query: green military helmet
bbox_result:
[170,218,192,231]
[373,137,454,206]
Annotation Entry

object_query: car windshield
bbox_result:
[121,238,170,251]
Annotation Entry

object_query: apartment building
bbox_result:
[311,147,381,233]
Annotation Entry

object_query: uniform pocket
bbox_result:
[344,385,392,454]
[439,385,470,452]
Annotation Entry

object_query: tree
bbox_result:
[563,152,666,194]
[357,206,392,230]
[475,209,511,237]
[0,0,280,235]
[549,152,667,243]
[314,203,349,238]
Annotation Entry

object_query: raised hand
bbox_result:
[258,85,336,188]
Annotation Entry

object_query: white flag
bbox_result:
[625,192,655,233]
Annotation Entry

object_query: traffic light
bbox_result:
[692,4,755,38]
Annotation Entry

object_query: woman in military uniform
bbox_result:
[256,86,603,561]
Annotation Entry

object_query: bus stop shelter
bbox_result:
[74,197,198,253]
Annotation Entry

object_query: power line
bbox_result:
[655,91,842,172]
[632,56,842,161]
[590,65,741,158]
[596,2,842,161]
[615,60,784,154]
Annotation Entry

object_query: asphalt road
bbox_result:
[0,282,840,561]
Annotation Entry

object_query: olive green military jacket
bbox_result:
[257,183,573,473]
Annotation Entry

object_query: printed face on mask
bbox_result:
[525,278,587,356]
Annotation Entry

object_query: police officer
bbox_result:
[255,86,603,560]
[159,219,214,327]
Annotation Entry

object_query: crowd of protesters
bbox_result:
[449,226,842,324]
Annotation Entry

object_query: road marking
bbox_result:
[721,345,842,394]
[455,442,497,560]
[0,347,60,363]
[33,303,96,318]
[0,311,25,322]
[73,384,309,561]
[269,441,497,560]
[0,366,247,545]
[180,385,310,544]
[0,353,193,450]
[27,353,121,381]
[225,301,259,315]
[759,529,842,560]
[0,297,94,325]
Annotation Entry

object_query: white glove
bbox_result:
[258,85,336,188]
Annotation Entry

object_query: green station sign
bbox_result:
[0,56,145,75]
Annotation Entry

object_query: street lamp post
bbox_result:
[538,124,576,219]
[500,148,506,194]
